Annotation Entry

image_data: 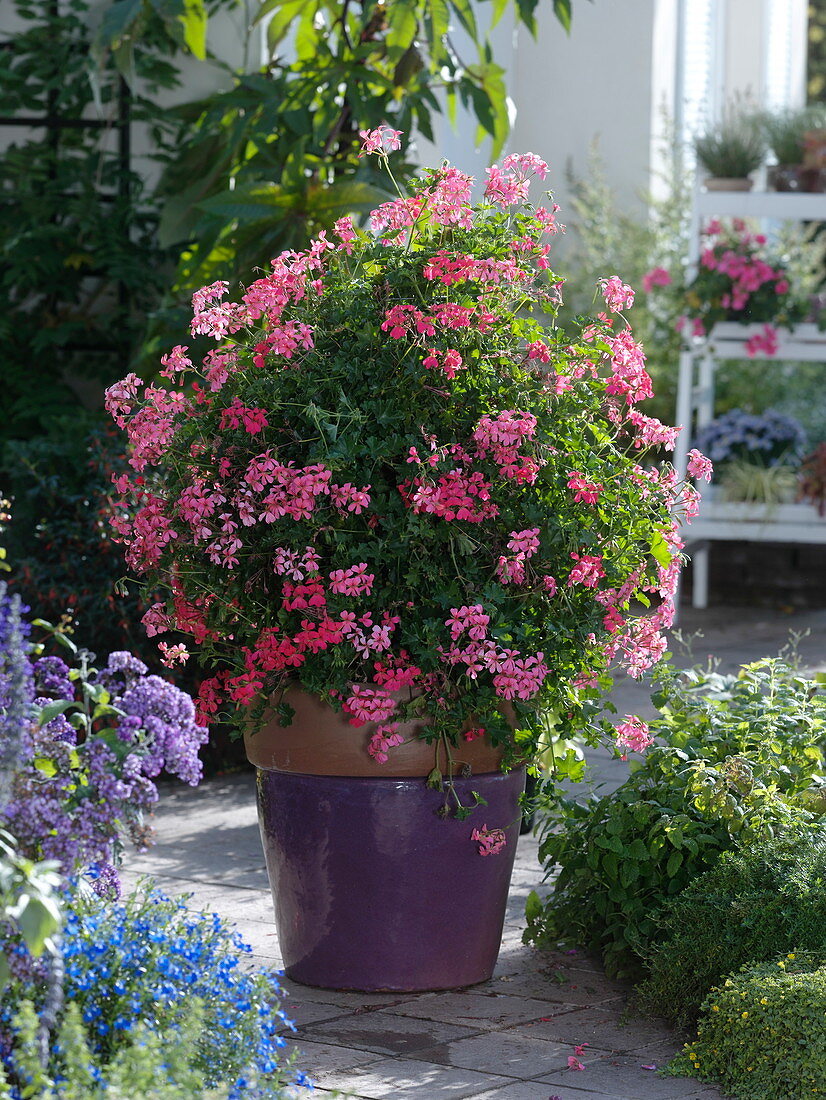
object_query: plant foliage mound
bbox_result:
[636,831,826,1029]
[108,144,696,773]
[669,953,826,1099]
[525,659,826,977]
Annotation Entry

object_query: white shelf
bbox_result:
[700,322,826,362]
[695,191,826,220]
[677,186,826,606]
[687,501,826,545]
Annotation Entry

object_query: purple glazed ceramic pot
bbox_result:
[254,767,525,991]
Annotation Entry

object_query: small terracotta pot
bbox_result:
[703,177,754,192]
[768,164,826,193]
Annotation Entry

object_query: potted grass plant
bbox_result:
[107,135,701,992]
[764,105,826,192]
[694,104,766,191]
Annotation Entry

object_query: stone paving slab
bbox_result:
[406,1031,572,1079]
[388,990,582,1030]
[298,1012,484,1059]
[309,1055,514,1098]
[511,1006,676,1053]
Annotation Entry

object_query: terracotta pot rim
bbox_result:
[244,685,513,777]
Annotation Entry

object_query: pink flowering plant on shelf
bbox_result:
[663,218,809,357]
[107,133,705,774]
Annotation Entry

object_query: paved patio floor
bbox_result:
[122,604,826,1100]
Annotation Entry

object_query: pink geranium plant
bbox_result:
[107,138,702,770]
[660,219,808,355]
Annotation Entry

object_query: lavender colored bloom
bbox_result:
[0,583,34,813]
[694,408,806,468]
[1,608,209,893]
[33,655,73,700]
[114,672,209,786]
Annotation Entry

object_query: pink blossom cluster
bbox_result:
[699,228,787,312]
[382,301,494,342]
[441,604,549,701]
[743,322,779,358]
[626,408,681,452]
[599,275,635,313]
[472,411,540,483]
[159,344,193,380]
[117,385,191,472]
[471,824,507,856]
[615,714,654,754]
[422,250,525,287]
[686,448,714,482]
[373,651,422,691]
[190,280,250,340]
[219,397,270,435]
[342,685,398,726]
[222,598,401,705]
[567,553,605,588]
[329,563,375,597]
[402,469,498,524]
[424,166,475,228]
[567,473,603,504]
[642,266,672,293]
[273,545,321,580]
[369,165,476,237]
[367,723,405,763]
[423,347,465,379]
[496,527,541,585]
[604,329,653,404]
[359,125,402,156]
[252,321,315,368]
[484,152,549,207]
[370,195,425,237]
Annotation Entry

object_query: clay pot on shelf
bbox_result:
[703,177,754,192]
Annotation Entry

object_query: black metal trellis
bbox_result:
[0,0,134,356]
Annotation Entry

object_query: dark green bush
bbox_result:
[524,659,826,978]
[1,417,149,662]
[636,831,826,1029]
[668,953,826,1099]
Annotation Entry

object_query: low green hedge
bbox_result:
[636,831,826,1029]
[668,953,826,1099]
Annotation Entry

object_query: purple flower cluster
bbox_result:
[96,652,207,785]
[1,605,209,898]
[693,408,807,468]
[0,585,33,812]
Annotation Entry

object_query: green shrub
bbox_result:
[636,831,826,1029]
[524,659,825,977]
[668,953,826,1099]
[1,418,150,663]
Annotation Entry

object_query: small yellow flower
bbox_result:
[711,1005,719,1012]
[787,952,796,959]
[760,997,768,1004]
[742,1011,749,1018]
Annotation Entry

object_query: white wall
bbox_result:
[510,0,657,221]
